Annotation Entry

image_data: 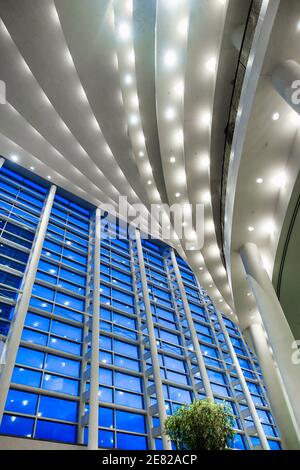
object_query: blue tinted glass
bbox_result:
[22,328,48,346]
[6,389,38,415]
[49,337,81,355]
[99,407,113,428]
[35,420,76,443]
[38,396,77,422]
[0,414,34,437]
[116,410,145,433]
[12,367,42,388]
[16,347,44,368]
[42,374,79,396]
[25,312,50,331]
[117,433,147,450]
[51,321,82,342]
[55,292,84,311]
[115,390,143,409]
[99,430,114,448]
[45,354,80,377]
[115,373,141,393]
[99,386,113,403]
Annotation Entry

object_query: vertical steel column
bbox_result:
[87,207,101,449]
[169,249,213,399]
[0,184,56,423]
[215,312,270,450]
[77,217,94,444]
[134,230,171,450]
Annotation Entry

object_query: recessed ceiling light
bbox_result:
[165,107,176,121]
[177,17,188,37]
[147,180,152,185]
[247,292,251,297]
[47,176,52,180]
[118,22,131,40]
[129,114,139,125]
[170,156,176,164]
[206,57,217,73]
[164,50,177,68]
[272,171,287,189]
[139,151,144,157]
[199,267,203,271]
[182,222,187,227]
[124,74,133,85]
[202,191,211,203]
[219,299,223,303]
[272,112,280,121]
[30,166,35,171]
[11,155,19,162]
[248,226,254,232]
[256,177,263,184]
[175,192,181,198]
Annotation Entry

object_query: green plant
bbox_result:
[164,399,235,450]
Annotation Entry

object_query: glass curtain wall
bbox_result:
[0,161,281,450]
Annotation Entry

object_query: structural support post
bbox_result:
[240,243,300,433]
[135,230,172,450]
[170,250,213,400]
[0,184,56,423]
[0,157,4,168]
[216,313,270,450]
[245,322,300,450]
[88,208,101,450]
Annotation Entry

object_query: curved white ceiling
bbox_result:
[0,0,245,321]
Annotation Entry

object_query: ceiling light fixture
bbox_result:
[206,57,217,73]
[165,107,176,121]
[175,192,181,198]
[170,156,176,164]
[118,22,131,40]
[248,226,254,232]
[256,177,263,184]
[272,112,280,121]
[164,50,177,68]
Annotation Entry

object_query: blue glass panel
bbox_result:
[115,390,143,409]
[42,374,79,396]
[55,292,84,311]
[25,312,50,331]
[22,328,48,346]
[117,433,147,450]
[51,321,82,342]
[116,410,145,433]
[45,354,80,377]
[12,367,42,388]
[115,372,141,393]
[38,396,77,422]
[35,420,76,443]
[16,347,44,368]
[49,337,81,355]
[0,414,34,438]
[5,389,38,415]
[99,386,113,403]
[99,407,113,428]
[99,430,114,448]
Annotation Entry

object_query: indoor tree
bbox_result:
[164,399,235,450]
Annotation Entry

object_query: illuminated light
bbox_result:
[175,192,181,198]
[248,226,254,232]
[139,151,144,157]
[124,74,133,85]
[177,17,188,37]
[206,57,217,73]
[272,112,280,121]
[170,156,176,164]
[272,171,287,189]
[262,219,276,236]
[173,80,184,98]
[219,299,223,303]
[117,21,131,40]
[202,191,211,203]
[147,180,152,185]
[129,114,139,125]
[164,50,177,68]
[11,154,19,162]
[200,111,211,128]
[127,48,135,65]
[130,93,139,108]
[47,175,52,180]
[199,154,210,170]
[165,107,176,121]
[256,177,263,184]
